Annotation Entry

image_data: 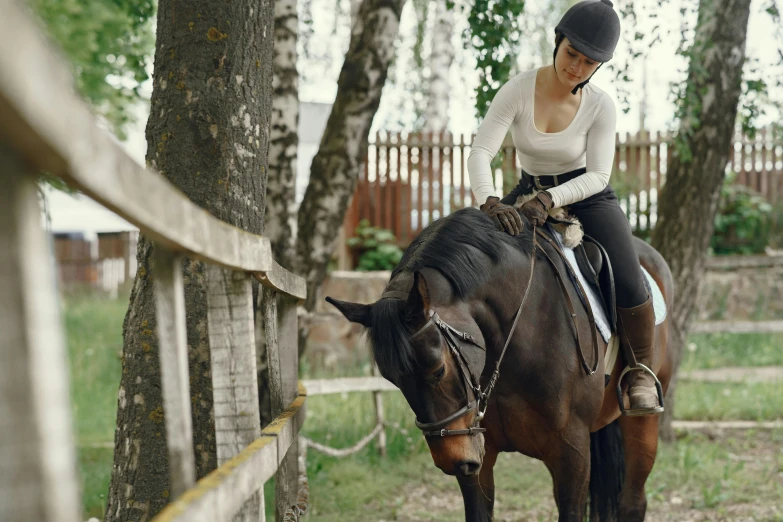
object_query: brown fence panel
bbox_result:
[342,129,782,261]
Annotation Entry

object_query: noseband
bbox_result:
[400,222,600,439]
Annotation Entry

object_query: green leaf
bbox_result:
[29,0,155,139]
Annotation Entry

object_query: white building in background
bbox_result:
[296,102,333,203]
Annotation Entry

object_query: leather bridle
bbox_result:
[401,222,601,439]
[411,310,488,437]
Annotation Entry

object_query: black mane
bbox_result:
[369,207,532,382]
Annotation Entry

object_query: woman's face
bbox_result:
[554,36,601,88]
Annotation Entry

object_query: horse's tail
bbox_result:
[588,420,625,521]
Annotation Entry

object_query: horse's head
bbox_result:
[327,268,488,477]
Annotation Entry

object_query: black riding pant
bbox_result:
[501,168,648,308]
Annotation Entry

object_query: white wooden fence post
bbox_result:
[263,289,301,521]
[207,266,263,521]
[278,296,300,509]
[372,365,387,457]
[152,247,197,497]
[0,147,80,522]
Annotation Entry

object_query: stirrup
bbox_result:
[616,364,664,416]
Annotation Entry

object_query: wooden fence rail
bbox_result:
[0,1,306,521]
[343,130,783,250]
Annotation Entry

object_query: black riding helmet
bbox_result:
[553,0,621,94]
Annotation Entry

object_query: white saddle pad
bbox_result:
[552,232,667,379]
[553,231,668,343]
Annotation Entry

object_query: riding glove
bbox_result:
[480,196,524,236]
[519,191,554,227]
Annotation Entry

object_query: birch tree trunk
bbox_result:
[103,0,274,518]
[351,0,363,29]
[650,0,752,441]
[295,0,407,317]
[424,0,454,133]
[267,0,299,271]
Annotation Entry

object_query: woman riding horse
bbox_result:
[468,0,663,416]
[329,2,672,519]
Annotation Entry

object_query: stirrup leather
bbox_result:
[616,363,664,416]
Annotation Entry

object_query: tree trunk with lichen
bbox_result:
[651,0,751,441]
[295,0,407,328]
[103,0,274,518]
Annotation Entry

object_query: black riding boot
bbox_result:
[617,296,664,415]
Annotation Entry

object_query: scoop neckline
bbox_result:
[531,67,586,136]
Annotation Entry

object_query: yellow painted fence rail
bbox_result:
[0,0,307,521]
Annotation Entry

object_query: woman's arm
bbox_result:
[546,92,617,208]
[467,79,522,204]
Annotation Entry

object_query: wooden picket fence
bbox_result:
[343,129,783,249]
[0,2,307,522]
[53,231,139,295]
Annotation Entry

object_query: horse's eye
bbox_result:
[434,365,446,380]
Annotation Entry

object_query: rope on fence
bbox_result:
[301,422,385,458]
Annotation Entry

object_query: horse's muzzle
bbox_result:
[457,460,481,477]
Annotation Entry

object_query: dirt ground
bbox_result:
[383,429,783,522]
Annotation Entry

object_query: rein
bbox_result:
[408,221,601,438]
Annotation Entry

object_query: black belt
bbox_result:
[527,168,586,190]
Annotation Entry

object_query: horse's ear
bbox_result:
[407,270,431,314]
[325,297,372,327]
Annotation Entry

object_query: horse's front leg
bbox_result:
[457,446,498,522]
[544,426,591,522]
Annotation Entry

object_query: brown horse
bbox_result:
[328,207,673,521]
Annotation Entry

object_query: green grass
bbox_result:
[65,297,783,518]
[682,332,783,371]
[64,296,126,518]
[66,297,126,445]
[298,427,783,520]
[675,381,783,421]
[79,447,114,519]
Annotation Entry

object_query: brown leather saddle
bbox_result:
[538,218,617,333]
[573,235,617,332]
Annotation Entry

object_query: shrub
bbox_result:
[711,173,774,255]
[347,219,404,271]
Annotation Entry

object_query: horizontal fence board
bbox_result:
[691,321,783,334]
[705,255,783,270]
[0,0,305,300]
[681,366,783,383]
[671,420,783,430]
[152,392,306,522]
[301,377,397,395]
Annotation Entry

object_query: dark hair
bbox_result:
[553,32,566,63]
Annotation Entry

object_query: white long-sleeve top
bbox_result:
[467,68,617,209]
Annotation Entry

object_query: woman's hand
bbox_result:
[519,191,554,227]
[480,196,524,236]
